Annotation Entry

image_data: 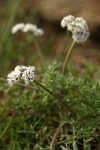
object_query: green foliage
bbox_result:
[0,62,100,150]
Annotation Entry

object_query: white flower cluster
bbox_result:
[7,65,36,86]
[61,15,75,28]
[11,23,44,36]
[61,15,89,43]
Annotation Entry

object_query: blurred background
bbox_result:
[0,0,100,76]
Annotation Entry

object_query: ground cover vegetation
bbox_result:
[0,1,100,150]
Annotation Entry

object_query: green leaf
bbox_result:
[72,141,79,150]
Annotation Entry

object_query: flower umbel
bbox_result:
[7,71,20,86]
[7,66,36,86]
[22,66,36,85]
[61,15,75,28]
[34,29,44,36]
[22,23,37,33]
[11,23,44,36]
[11,23,25,34]
[61,15,89,43]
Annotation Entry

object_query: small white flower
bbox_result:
[75,17,87,26]
[14,66,21,73]
[61,15,90,43]
[22,23,37,32]
[67,21,75,32]
[71,19,89,43]
[34,28,44,36]
[19,65,27,73]
[72,31,89,43]
[61,15,75,28]
[21,72,28,84]
[7,65,36,86]
[22,66,36,84]
[11,23,44,37]
[11,23,25,34]
[7,71,20,86]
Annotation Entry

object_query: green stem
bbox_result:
[62,40,75,75]
[33,36,44,65]
[0,77,62,101]
[33,80,62,101]
[0,77,37,90]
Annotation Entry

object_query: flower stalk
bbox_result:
[0,77,62,101]
[33,80,62,101]
[33,36,44,65]
[62,40,75,74]
[11,23,45,65]
[0,77,36,90]
[0,76,75,115]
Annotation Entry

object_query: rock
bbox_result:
[36,0,100,35]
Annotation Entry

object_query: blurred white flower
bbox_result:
[61,15,75,28]
[11,23,44,36]
[7,65,36,86]
[22,23,37,32]
[61,15,90,43]
[11,23,25,34]
[75,17,87,26]
[34,28,44,36]
[72,24,89,43]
